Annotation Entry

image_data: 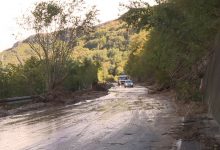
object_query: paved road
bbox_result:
[0,86,181,150]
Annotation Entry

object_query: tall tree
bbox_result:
[21,0,97,91]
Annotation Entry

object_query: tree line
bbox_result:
[122,0,220,100]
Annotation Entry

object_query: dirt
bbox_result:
[175,100,208,117]
[0,85,180,150]
[144,87,220,149]
[0,89,108,117]
[166,94,220,149]
[0,85,220,150]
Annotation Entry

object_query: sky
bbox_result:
[0,0,156,51]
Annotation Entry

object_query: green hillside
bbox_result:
[0,20,132,66]
[0,43,36,65]
[0,19,136,98]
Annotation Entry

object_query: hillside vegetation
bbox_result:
[1,0,219,102]
[0,20,135,98]
[122,0,220,100]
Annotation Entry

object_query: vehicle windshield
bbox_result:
[119,76,128,80]
[125,80,132,83]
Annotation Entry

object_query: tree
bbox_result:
[120,0,151,31]
[122,0,220,100]
[21,0,97,92]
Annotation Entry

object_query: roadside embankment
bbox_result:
[0,89,108,118]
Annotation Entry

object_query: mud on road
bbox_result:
[0,85,216,150]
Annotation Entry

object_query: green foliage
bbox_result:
[0,57,45,98]
[0,19,135,98]
[125,30,149,81]
[83,20,131,51]
[124,0,220,101]
[0,20,134,84]
[71,43,130,83]
[22,0,98,91]
[71,20,134,82]
[64,59,98,91]
[0,57,99,98]
[23,57,45,94]
[0,43,36,65]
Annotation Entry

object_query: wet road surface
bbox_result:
[0,86,181,150]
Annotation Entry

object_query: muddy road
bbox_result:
[0,86,181,150]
